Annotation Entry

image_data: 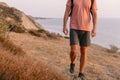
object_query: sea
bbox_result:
[35,18,120,49]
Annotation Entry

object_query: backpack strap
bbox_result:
[69,0,73,16]
[90,0,94,14]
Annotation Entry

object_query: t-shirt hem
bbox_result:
[70,24,91,31]
[70,28,90,31]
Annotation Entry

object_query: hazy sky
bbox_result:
[0,0,120,18]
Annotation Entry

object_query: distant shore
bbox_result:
[33,17,58,20]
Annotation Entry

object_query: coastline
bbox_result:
[35,18,120,50]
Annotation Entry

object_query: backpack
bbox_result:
[69,0,94,17]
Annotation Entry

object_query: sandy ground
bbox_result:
[21,13,39,30]
[9,32,120,80]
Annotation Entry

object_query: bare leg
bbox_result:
[70,45,78,64]
[80,46,87,73]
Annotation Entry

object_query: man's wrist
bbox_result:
[63,24,66,27]
[63,25,67,28]
[93,26,97,30]
[93,28,96,30]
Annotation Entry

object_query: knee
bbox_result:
[71,49,78,54]
[80,47,87,55]
[81,46,87,50]
[71,45,78,55]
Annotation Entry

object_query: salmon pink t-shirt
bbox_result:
[66,0,97,31]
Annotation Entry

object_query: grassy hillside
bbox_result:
[9,32,120,80]
[0,2,61,40]
[0,2,67,80]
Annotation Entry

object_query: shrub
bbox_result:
[8,24,25,33]
[29,29,62,39]
[108,44,119,53]
[46,32,61,39]
[64,36,69,39]
[28,29,42,37]
[38,29,47,33]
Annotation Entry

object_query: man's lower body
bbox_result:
[69,29,90,80]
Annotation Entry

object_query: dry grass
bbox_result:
[0,36,25,55]
[0,33,67,80]
[0,19,25,55]
[0,51,67,80]
[0,19,8,38]
[0,35,67,80]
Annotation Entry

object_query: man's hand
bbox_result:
[63,27,68,35]
[91,29,96,37]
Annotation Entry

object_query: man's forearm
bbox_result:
[63,6,71,28]
[92,12,98,30]
[63,11,69,28]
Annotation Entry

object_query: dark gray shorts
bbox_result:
[70,29,91,46]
